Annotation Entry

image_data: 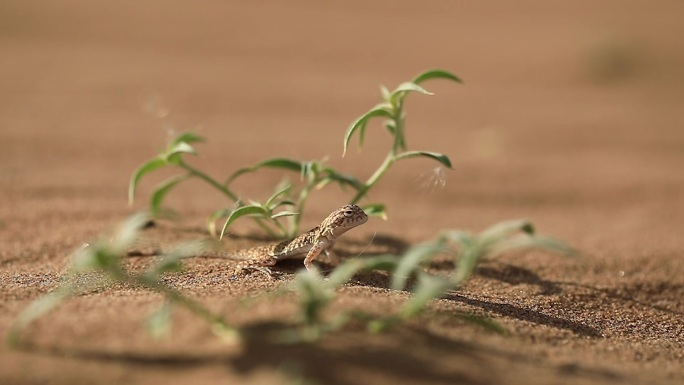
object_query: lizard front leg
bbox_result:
[303,239,331,271]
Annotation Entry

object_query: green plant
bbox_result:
[6,214,240,348]
[343,69,460,204]
[128,132,237,210]
[283,219,575,337]
[7,213,575,347]
[9,70,581,350]
[223,158,364,239]
[128,69,461,240]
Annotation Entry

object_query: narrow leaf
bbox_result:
[326,259,366,288]
[227,158,303,185]
[147,302,172,340]
[488,235,577,259]
[165,142,198,165]
[326,255,401,289]
[384,120,396,135]
[343,103,394,156]
[401,274,453,318]
[219,205,269,240]
[389,82,433,106]
[323,169,364,191]
[170,132,205,147]
[440,230,474,248]
[150,174,192,215]
[271,211,299,219]
[362,255,400,272]
[395,151,453,169]
[380,85,391,101]
[148,240,209,276]
[393,82,434,95]
[391,242,444,291]
[207,208,231,237]
[7,288,72,347]
[128,157,168,205]
[167,142,197,157]
[112,212,151,253]
[412,69,463,85]
[265,183,292,208]
[478,219,535,248]
[302,161,318,182]
[453,248,483,284]
[271,200,297,209]
[360,203,387,220]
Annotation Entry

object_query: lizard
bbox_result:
[197,204,368,275]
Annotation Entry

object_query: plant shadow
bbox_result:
[11,322,622,385]
[475,262,564,295]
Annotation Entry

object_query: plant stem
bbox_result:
[179,160,281,238]
[291,186,313,237]
[179,161,239,201]
[349,105,404,205]
[350,152,395,204]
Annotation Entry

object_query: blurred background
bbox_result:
[1,0,683,243]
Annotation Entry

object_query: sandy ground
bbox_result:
[1,1,683,384]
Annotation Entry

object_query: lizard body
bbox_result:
[199,204,368,274]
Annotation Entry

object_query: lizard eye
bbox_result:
[343,210,353,217]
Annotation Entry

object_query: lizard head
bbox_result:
[321,204,368,238]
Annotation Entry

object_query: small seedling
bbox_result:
[6,213,240,348]
[129,69,461,240]
[283,219,575,337]
[343,69,460,204]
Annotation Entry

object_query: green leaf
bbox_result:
[265,183,292,209]
[147,302,172,340]
[301,160,323,183]
[360,203,387,220]
[167,141,197,157]
[326,259,366,288]
[380,85,391,101]
[401,273,453,318]
[321,168,364,191]
[170,132,205,147]
[412,69,463,85]
[488,235,577,259]
[271,211,299,219]
[389,82,433,106]
[478,219,535,248]
[227,158,303,185]
[147,240,209,276]
[392,81,434,96]
[384,120,396,135]
[440,230,475,247]
[362,255,400,272]
[271,200,297,209]
[165,142,198,165]
[7,288,72,347]
[111,212,151,254]
[150,174,192,215]
[395,151,453,169]
[207,208,231,237]
[391,242,444,291]
[326,255,401,289]
[343,103,394,156]
[219,205,269,240]
[291,269,334,326]
[453,248,483,284]
[128,157,168,205]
